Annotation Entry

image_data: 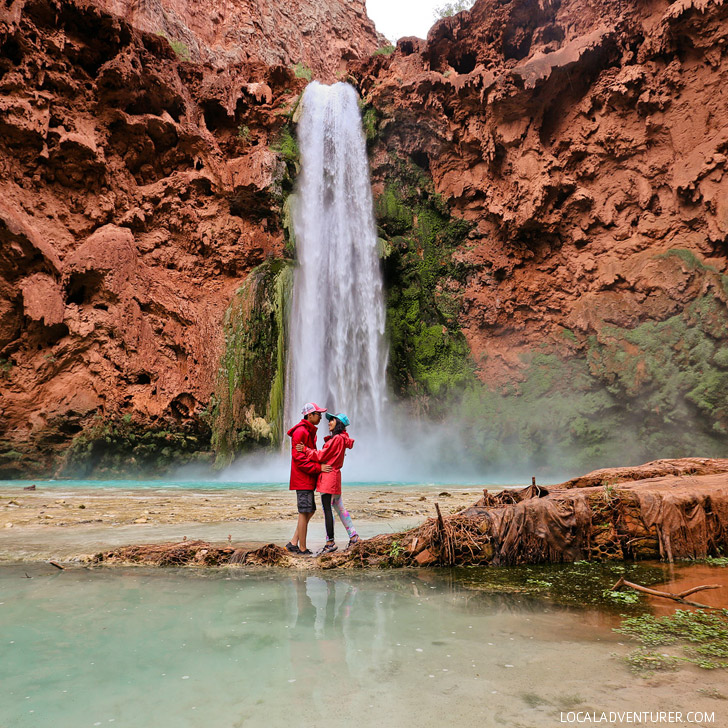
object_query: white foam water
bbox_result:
[225,82,475,483]
[284,81,387,434]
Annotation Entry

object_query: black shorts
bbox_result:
[296,490,316,514]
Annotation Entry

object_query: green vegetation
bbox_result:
[270,124,300,175]
[388,540,406,559]
[457,353,621,472]
[169,40,191,61]
[617,610,728,647]
[453,560,667,612]
[704,556,728,566]
[292,62,313,81]
[434,0,475,19]
[237,124,251,141]
[376,157,476,408]
[624,649,681,674]
[211,259,293,468]
[0,357,12,378]
[602,589,639,604]
[60,416,211,478]
[0,439,43,478]
[361,105,379,145]
[157,32,191,61]
[454,268,728,471]
[282,193,297,257]
[374,45,396,57]
[371,147,728,470]
[616,610,728,673]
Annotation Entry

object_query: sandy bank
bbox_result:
[0,484,488,562]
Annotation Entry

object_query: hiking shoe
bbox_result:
[347,535,360,549]
[285,542,301,554]
[317,541,338,556]
[299,549,313,556]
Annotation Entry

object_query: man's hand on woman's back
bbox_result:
[296,442,332,471]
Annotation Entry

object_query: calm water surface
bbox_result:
[2,566,725,728]
[0,479,500,491]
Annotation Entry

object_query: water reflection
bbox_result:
[286,575,358,714]
[3,566,726,728]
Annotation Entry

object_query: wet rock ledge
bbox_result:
[92,458,728,569]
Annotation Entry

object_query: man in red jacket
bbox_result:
[285,402,331,555]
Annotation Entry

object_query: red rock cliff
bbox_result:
[355,0,728,470]
[93,0,384,79]
[3,0,728,477]
[0,0,381,476]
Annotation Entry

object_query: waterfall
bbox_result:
[222,81,471,484]
[284,82,388,433]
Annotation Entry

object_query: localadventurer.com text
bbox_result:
[560,712,715,724]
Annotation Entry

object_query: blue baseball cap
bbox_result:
[325,412,351,427]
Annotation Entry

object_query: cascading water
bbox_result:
[284,82,388,434]
[223,82,474,483]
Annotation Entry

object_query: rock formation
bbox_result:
[0,0,379,476]
[2,0,728,477]
[357,0,728,471]
[92,0,384,79]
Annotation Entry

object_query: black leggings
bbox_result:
[321,494,334,541]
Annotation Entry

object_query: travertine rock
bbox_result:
[0,0,313,474]
[92,0,384,80]
[355,0,728,390]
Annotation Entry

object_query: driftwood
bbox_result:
[611,576,722,609]
[435,502,445,531]
[49,561,65,570]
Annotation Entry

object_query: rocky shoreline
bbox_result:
[47,458,726,570]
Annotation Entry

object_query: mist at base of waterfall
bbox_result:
[218,409,568,486]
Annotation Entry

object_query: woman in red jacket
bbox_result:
[296,412,359,554]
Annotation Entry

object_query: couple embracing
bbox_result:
[285,402,359,556]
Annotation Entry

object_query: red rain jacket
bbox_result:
[302,432,355,495]
[287,419,322,491]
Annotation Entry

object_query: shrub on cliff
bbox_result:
[434,0,475,20]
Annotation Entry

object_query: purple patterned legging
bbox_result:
[321,494,358,541]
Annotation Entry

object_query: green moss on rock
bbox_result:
[457,287,728,473]
[58,417,211,478]
[376,160,475,408]
[211,259,293,468]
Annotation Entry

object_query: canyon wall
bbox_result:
[92,0,384,79]
[2,0,727,478]
[0,0,381,476]
[357,0,728,473]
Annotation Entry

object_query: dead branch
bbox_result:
[611,576,722,608]
[435,502,445,531]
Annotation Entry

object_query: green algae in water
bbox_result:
[616,609,728,673]
[451,561,670,614]
[703,556,728,567]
